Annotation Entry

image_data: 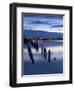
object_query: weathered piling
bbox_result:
[48,50,51,62]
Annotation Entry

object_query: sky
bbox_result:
[23,14,64,33]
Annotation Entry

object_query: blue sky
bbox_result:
[23,14,64,32]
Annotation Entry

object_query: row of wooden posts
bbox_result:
[41,46,56,62]
[41,47,51,62]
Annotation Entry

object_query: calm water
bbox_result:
[23,40,63,75]
[24,40,63,48]
[24,59,63,75]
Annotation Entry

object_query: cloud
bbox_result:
[23,15,64,31]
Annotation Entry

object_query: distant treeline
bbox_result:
[24,37,63,41]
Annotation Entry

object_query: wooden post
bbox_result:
[48,50,51,62]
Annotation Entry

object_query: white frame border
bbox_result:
[16,7,70,84]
